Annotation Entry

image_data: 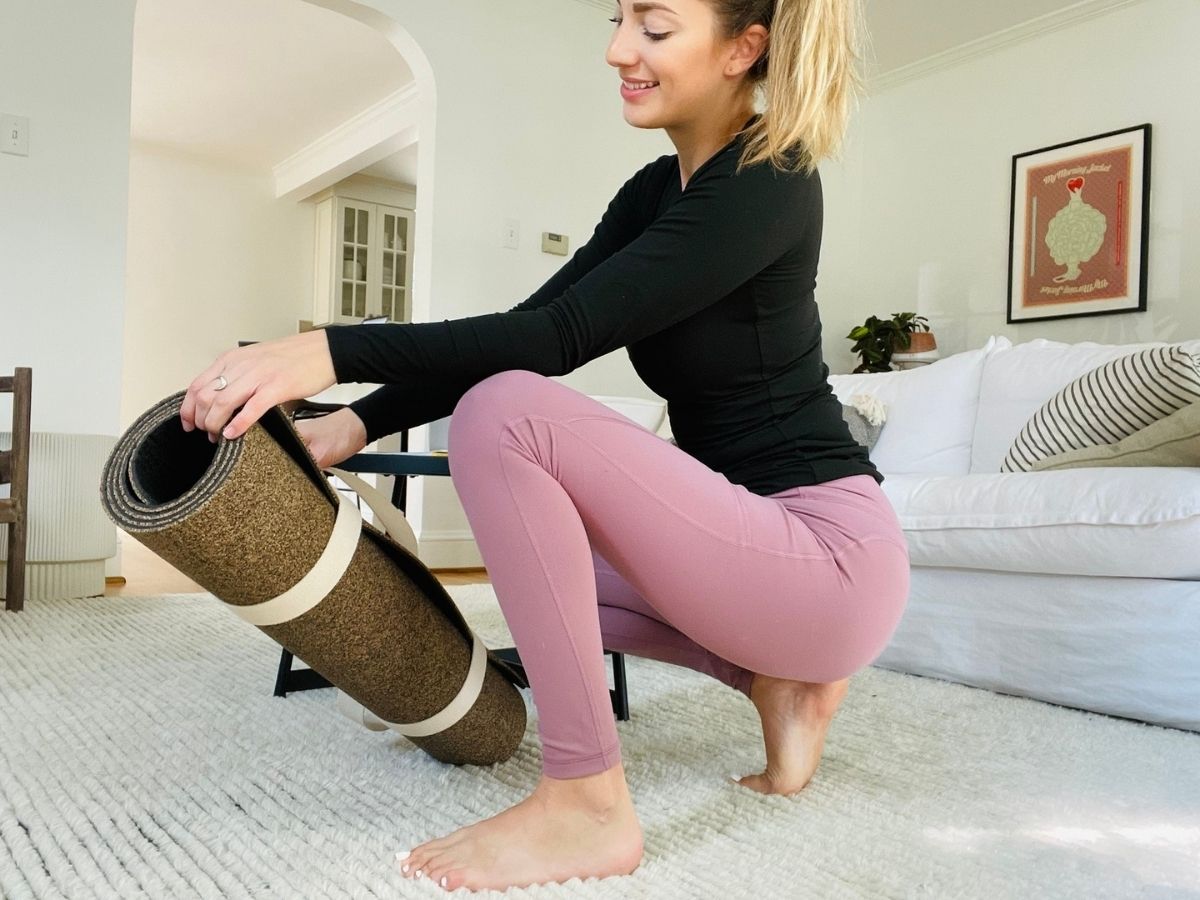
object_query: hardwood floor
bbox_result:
[105,536,489,597]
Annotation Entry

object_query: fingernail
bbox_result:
[401,864,410,874]
[223,427,234,439]
[415,869,423,878]
[440,876,448,888]
[395,850,409,861]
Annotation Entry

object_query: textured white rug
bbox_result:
[1,586,1198,900]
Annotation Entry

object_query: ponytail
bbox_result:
[713,0,870,175]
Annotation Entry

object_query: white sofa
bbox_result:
[826,335,1200,735]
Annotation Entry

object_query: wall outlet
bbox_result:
[2,114,30,157]
[502,218,520,250]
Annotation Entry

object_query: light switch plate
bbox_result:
[1,114,29,156]
[502,218,520,250]
[541,232,569,256]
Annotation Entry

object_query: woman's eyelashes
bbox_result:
[607,17,671,41]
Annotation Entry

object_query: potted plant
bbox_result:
[846,312,935,373]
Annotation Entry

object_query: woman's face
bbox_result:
[606,0,757,130]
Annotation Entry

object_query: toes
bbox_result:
[397,837,455,879]
[437,869,468,892]
[732,772,771,794]
[395,826,477,882]
[395,848,431,880]
[421,850,455,882]
[425,859,467,892]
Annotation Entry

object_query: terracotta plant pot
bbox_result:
[893,332,937,354]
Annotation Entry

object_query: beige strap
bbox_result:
[327,466,420,557]
[228,465,487,738]
[227,490,361,627]
[332,631,490,738]
[334,688,390,732]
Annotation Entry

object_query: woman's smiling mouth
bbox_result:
[620,79,659,99]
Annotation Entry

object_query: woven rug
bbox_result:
[1,586,1198,899]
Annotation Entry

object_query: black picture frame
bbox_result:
[1007,123,1151,324]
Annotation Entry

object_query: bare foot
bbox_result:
[395,762,644,892]
[732,673,851,795]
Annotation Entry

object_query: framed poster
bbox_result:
[1007,123,1151,324]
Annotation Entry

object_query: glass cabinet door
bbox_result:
[379,209,409,322]
[319,196,413,326]
[339,200,371,320]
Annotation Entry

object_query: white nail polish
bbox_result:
[395,850,409,861]
[401,864,410,874]
[440,876,448,888]
[416,869,423,878]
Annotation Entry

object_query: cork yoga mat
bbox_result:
[100,392,526,767]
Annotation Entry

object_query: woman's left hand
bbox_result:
[180,330,337,441]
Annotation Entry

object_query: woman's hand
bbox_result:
[180,330,337,441]
[295,408,369,469]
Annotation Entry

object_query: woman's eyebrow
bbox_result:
[631,2,678,15]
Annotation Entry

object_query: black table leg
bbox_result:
[274,645,631,721]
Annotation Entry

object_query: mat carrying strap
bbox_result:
[224,466,490,739]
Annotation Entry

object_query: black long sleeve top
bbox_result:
[325,120,882,496]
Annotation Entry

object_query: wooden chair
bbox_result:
[1,368,32,612]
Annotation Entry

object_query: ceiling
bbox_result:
[130,0,1102,186]
[130,0,414,182]
[860,0,1120,74]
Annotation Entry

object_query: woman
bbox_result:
[181,0,908,892]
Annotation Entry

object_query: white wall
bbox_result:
[122,142,313,427]
[362,0,672,393]
[335,0,675,563]
[818,0,1200,374]
[0,0,674,570]
[16,0,1191,569]
[0,0,136,435]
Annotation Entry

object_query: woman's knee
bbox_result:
[449,370,547,447]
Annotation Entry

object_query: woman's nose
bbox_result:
[605,29,636,69]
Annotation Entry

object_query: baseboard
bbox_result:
[1,560,107,601]
[416,531,483,569]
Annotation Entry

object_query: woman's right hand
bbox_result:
[295,407,369,469]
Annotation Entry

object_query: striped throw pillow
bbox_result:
[1001,346,1200,472]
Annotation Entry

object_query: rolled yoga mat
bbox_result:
[100,391,527,766]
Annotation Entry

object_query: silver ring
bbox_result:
[213,374,228,392]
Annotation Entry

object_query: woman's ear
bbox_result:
[725,24,769,77]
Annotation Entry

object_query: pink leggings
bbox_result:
[447,371,910,779]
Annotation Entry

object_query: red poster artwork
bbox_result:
[1021,147,1132,308]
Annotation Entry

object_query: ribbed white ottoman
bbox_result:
[0,432,117,601]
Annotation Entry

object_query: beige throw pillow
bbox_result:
[1031,400,1200,470]
[1002,346,1200,472]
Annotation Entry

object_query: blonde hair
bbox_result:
[711,0,870,175]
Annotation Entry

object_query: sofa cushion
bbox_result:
[880,468,1200,578]
[1032,400,1200,470]
[828,335,1008,475]
[970,337,1200,474]
[588,394,667,432]
[1001,346,1200,472]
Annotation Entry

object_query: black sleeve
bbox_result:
[344,160,660,443]
[337,155,817,436]
[345,378,476,445]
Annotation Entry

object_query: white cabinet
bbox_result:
[312,184,415,326]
